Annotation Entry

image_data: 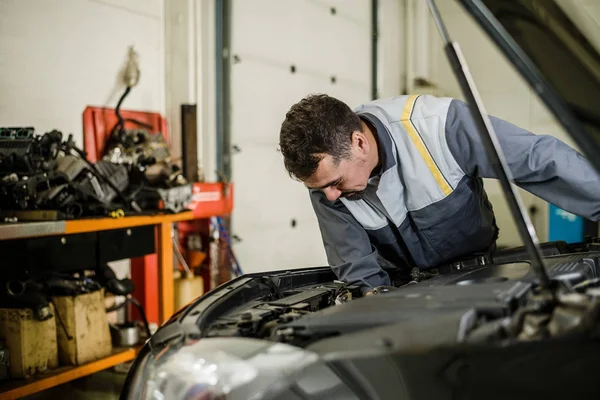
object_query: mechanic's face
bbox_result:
[304,131,374,202]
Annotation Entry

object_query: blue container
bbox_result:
[548,204,583,243]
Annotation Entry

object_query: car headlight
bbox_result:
[138,337,320,400]
[145,346,257,399]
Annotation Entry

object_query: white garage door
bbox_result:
[229,0,372,273]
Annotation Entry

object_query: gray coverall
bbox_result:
[309,95,600,292]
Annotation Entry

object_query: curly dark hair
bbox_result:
[278,94,363,181]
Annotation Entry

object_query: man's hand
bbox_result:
[364,285,397,296]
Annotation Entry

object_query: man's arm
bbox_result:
[445,99,600,221]
[309,189,391,291]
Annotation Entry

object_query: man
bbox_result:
[278,93,600,293]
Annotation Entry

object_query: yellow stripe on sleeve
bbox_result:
[401,95,452,196]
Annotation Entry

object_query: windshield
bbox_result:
[467,0,600,168]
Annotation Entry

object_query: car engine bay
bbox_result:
[175,239,600,351]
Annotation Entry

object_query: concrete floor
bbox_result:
[23,368,128,400]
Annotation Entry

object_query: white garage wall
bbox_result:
[229,0,377,273]
[0,0,165,148]
[419,0,581,247]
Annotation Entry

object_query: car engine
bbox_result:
[189,239,600,349]
[202,278,362,344]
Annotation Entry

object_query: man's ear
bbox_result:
[351,130,370,154]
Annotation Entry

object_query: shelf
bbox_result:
[0,221,65,241]
[0,347,138,400]
[0,211,197,241]
[64,211,196,234]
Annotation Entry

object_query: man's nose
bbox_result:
[324,187,341,201]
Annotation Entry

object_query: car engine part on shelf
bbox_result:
[43,273,103,297]
[110,322,141,347]
[0,123,193,217]
[96,263,151,339]
[104,129,186,187]
[0,155,129,219]
[0,128,62,177]
[0,127,183,218]
[103,127,192,212]
[1,267,138,323]
[3,279,52,321]
[96,263,135,297]
[131,184,193,213]
[106,296,152,338]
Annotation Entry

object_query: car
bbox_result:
[120,1,600,399]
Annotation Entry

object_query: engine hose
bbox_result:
[114,86,132,139]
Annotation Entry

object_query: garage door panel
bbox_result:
[232,223,328,273]
[231,207,324,245]
[320,23,371,81]
[231,58,366,145]
[231,144,319,226]
[297,9,370,81]
[313,0,371,26]
[230,69,296,146]
[231,0,331,76]
[231,0,369,83]
[327,82,370,109]
[231,0,299,65]
[230,57,330,145]
[230,0,371,273]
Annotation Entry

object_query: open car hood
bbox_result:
[457,0,600,172]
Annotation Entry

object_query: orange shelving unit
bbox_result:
[0,107,233,399]
[64,211,195,234]
[0,202,231,398]
[0,347,138,400]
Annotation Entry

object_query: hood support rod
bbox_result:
[426,0,552,291]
